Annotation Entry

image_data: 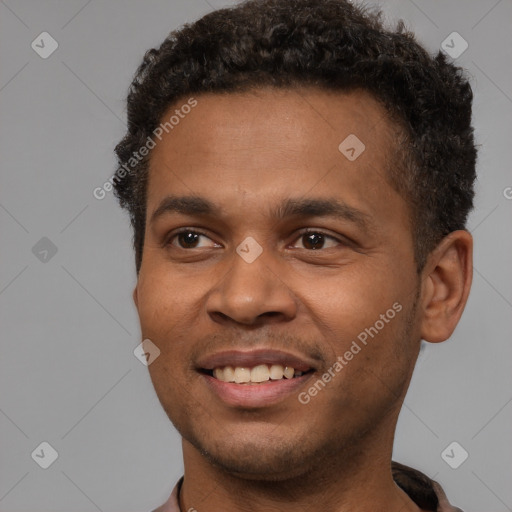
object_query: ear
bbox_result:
[419,230,473,343]
[132,285,139,309]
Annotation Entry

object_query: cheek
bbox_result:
[136,270,187,331]
[296,260,414,396]
[137,274,194,412]
[303,262,404,337]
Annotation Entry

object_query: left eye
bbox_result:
[292,231,341,250]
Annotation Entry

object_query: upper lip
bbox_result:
[196,349,318,373]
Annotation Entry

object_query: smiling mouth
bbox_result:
[200,364,315,384]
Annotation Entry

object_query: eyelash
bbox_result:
[165,227,345,250]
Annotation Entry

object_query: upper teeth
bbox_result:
[213,364,304,383]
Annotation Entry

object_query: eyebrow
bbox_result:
[150,195,372,231]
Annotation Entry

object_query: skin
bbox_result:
[132,87,473,512]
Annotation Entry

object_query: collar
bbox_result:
[152,461,463,512]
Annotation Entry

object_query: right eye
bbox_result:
[166,228,220,249]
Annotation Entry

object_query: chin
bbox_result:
[188,426,315,480]
[202,449,311,482]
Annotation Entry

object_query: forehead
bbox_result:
[146,87,407,230]
[151,86,395,164]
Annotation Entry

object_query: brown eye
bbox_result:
[167,229,219,249]
[177,231,201,248]
[302,232,325,250]
[293,230,342,250]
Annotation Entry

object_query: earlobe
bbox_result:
[419,230,473,343]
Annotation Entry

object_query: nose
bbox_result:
[206,250,297,326]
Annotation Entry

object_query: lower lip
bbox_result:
[201,373,314,408]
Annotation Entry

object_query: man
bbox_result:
[113,0,476,510]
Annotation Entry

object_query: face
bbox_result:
[134,87,424,480]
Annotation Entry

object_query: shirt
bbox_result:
[150,461,463,512]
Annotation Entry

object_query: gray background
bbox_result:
[0,0,511,510]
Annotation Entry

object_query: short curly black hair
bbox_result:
[113,0,477,275]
